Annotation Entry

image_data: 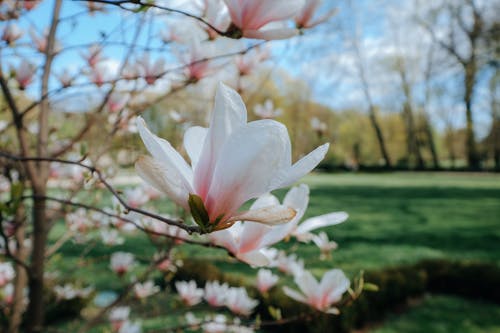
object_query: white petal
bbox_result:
[325,307,340,315]
[135,156,189,210]
[295,270,319,298]
[320,269,350,304]
[238,250,270,267]
[244,0,305,29]
[238,221,271,253]
[184,126,207,170]
[271,143,329,189]
[244,27,299,40]
[194,83,247,198]
[205,119,290,220]
[230,205,296,225]
[209,229,237,254]
[137,117,193,190]
[250,193,280,210]
[283,286,307,304]
[294,212,348,236]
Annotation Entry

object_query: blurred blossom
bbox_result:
[2,283,14,304]
[56,69,73,87]
[136,83,328,232]
[82,44,104,67]
[175,280,204,306]
[2,23,23,44]
[107,93,129,113]
[124,187,148,208]
[202,314,227,333]
[0,262,15,287]
[224,287,258,316]
[312,231,338,260]
[66,208,94,234]
[234,46,269,76]
[204,280,229,307]
[197,0,231,39]
[283,269,349,314]
[137,53,165,85]
[100,229,125,246]
[109,306,130,332]
[223,0,303,40]
[15,59,36,90]
[253,99,282,119]
[256,269,279,294]
[29,28,62,53]
[133,280,159,299]
[273,251,304,276]
[110,252,135,276]
[310,117,327,134]
[295,0,337,29]
[53,284,93,300]
[88,62,108,87]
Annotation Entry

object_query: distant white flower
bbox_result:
[256,269,279,294]
[110,252,135,276]
[137,53,165,85]
[225,287,258,316]
[273,251,304,276]
[312,231,338,260]
[202,314,227,333]
[15,60,36,89]
[310,117,327,134]
[100,229,125,246]
[295,0,337,29]
[2,24,23,44]
[204,280,229,307]
[283,269,349,314]
[175,280,204,306]
[109,306,130,332]
[133,280,159,299]
[53,284,93,300]
[253,100,282,119]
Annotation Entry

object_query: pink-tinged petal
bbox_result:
[238,250,270,267]
[205,120,290,221]
[194,82,247,199]
[135,156,189,210]
[241,0,305,29]
[250,193,280,210]
[295,270,319,299]
[209,229,238,254]
[305,8,337,28]
[271,143,329,189]
[294,212,348,235]
[184,126,207,169]
[239,221,271,253]
[283,286,308,304]
[223,0,245,27]
[230,205,296,226]
[260,184,309,247]
[137,117,193,190]
[320,269,350,304]
[296,0,321,26]
[243,27,299,40]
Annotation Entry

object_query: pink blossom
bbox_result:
[23,1,41,10]
[223,0,304,40]
[234,47,269,75]
[283,269,349,314]
[312,231,338,260]
[136,83,329,232]
[110,252,135,276]
[137,53,165,85]
[56,69,73,87]
[183,40,215,82]
[2,24,23,44]
[15,60,36,90]
[175,280,204,306]
[133,280,159,299]
[256,269,278,294]
[29,29,62,53]
[82,44,104,68]
[0,262,15,287]
[204,280,229,307]
[198,0,231,39]
[295,0,337,29]
[109,306,130,332]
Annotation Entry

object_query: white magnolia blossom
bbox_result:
[133,281,160,299]
[109,306,130,322]
[175,280,204,306]
[295,0,337,29]
[53,284,93,300]
[100,229,125,246]
[273,251,304,276]
[2,23,23,44]
[224,287,258,316]
[256,269,279,294]
[118,321,142,333]
[110,252,135,275]
[312,231,338,260]
[136,83,329,231]
[283,269,349,314]
[204,280,229,307]
[253,99,282,119]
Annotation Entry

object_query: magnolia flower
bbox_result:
[109,306,130,332]
[310,117,327,134]
[53,284,93,300]
[295,0,337,29]
[100,229,125,246]
[183,40,216,82]
[273,251,304,276]
[2,283,14,304]
[0,262,15,287]
[133,280,159,299]
[253,99,282,119]
[2,24,23,44]
[66,208,95,234]
[137,54,165,85]
[15,60,36,89]
[110,252,135,276]
[312,231,338,260]
[223,0,304,40]
[123,187,148,208]
[198,0,231,39]
[88,62,108,86]
[204,280,229,307]
[283,269,349,314]
[136,83,329,232]
[202,315,227,333]
[256,269,279,294]
[82,44,104,67]
[175,280,204,306]
[225,287,258,316]
[22,1,41,10]
[56,69,73,87]
[108,93,129,113]
[29,29,62,53]
[234,47,269,75]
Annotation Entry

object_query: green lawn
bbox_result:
[48,172,500,332]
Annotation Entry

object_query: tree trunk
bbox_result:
[368,106,392,168]
[464,62,480,169]
[423,116,440,169]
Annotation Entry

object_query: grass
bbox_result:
[46,172,500,331]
